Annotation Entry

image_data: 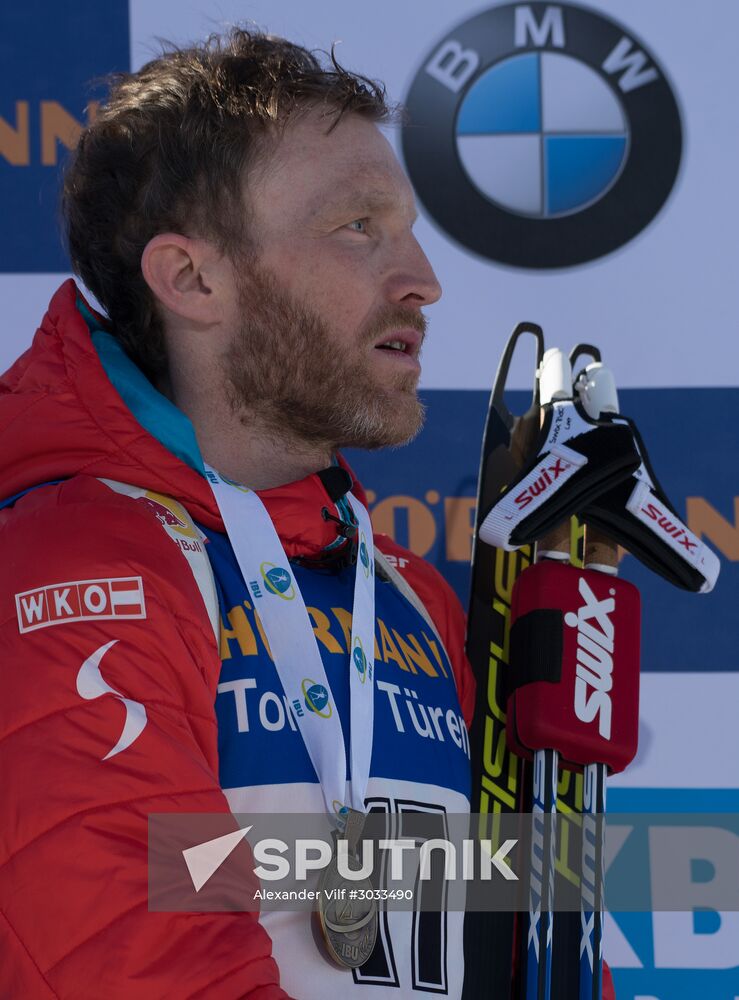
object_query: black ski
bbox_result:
[463,324,584,1000]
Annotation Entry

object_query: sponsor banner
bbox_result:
[608,923,739,1000]
[606,788,739,1000]
[16,576,146,632]
[0,0,738,387]
[347,386,737,674]
[122,0,738,390]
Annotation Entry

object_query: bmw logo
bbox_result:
[402,2,682,267]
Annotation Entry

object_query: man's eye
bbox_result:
[346,219,367,233]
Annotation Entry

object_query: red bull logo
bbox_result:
[138,496,187,529]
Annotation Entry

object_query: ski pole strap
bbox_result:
[583,416,720,594]
[478,400,640,551]
[507,609,563,692]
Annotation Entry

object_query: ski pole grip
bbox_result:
[574,362,619,419]
[536,518,571,562]
[538,347,573,405]
[584,524,620,575]
[506,561,640,773]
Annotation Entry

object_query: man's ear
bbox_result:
[141,233,225,325]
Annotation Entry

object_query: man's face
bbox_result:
[221,107,442,452]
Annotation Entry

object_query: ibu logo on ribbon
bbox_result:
[260,563,296,600]
[352,637,369,683]
[358,532,372,578]
[301,679,333,718]
[219,472,251,493]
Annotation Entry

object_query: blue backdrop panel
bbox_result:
[0,0,129,272]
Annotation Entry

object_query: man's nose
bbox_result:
[387,235,443,307]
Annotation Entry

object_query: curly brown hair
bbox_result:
[62,29,390,379]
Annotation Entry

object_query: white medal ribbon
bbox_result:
[204,466,375,822]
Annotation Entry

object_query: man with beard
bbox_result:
[0,30,474,1000]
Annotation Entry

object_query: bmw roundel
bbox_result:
[402,2,682,268]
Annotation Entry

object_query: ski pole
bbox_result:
[527,510,571,1000]
[523,347,575,1000]
[577,529,613,1000]
[511,347,641,1000]
[572,351,623,1000]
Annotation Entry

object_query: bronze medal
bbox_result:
[314,809,378,969]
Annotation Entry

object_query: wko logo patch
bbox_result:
[402,2,682,267]
[16,576,145,633]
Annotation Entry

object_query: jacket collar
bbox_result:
[0,280,367,559]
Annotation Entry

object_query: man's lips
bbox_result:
[373,328,423,359]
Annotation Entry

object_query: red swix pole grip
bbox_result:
[506,560,640,773]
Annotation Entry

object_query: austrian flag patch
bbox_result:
[15,577,146,633]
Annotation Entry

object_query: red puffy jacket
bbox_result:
[0,283,475,998]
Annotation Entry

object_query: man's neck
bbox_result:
[159,369,334,490]
[200,419,335,490]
